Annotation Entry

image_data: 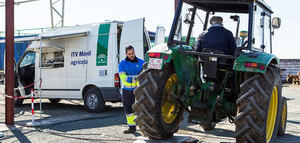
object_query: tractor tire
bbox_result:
[84,87,105,113]
[14,90,24,106]
[200,122,216,131]
[133,64,184,140]
[49,99,61,104]
[235,65,282,143]
[277,97,287,136]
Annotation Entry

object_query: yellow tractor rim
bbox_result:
[161,74,179,124]
[266,86,278,143]
[282,102,287,129]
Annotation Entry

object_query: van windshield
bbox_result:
[20,52,36,67]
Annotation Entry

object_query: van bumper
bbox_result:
[98,87,122,102]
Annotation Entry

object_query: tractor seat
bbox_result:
[202,48,234,69]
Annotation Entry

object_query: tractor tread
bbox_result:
[133,64,184,140]
[143,87,155,106]
[137,69,151,79]
[132,95,145,110]
[235,65,282,142]
[234,123,250,137]
[133,79,149,95]
[141,103,155,121]
[246,115,264,135]
[245,133,255,143]
[147,72,158,91]
[249,96,266,118]
[240,74,259,88]
[253,80,269,101]
[236,87,255,105]
[134,112,144,122]
[262,73,272,85]
[234,105,252,123]
[141,119,158,133]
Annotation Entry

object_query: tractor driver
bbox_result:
[195,16,237,55]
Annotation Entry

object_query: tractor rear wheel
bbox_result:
[133,64,184,140]
[200,122,216,131]
[235,66,282,143]
[278,97,287,136]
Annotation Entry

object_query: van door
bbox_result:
[66,37,89,99]
[35,41,67,99]
[119,18,150,62]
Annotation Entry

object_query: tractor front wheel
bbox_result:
[235,66,282,143]
[133,64,184,140]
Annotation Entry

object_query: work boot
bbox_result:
[123,126,136,134]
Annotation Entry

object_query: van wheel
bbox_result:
[49,99,61,104]
[14,90,24,106]
[84,87,105,112]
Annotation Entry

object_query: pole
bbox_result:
[61,0,65,27]
[50,0,54,29]
[5,0,15,125]
[30,90,34,122]
[175,0,179,13]
[39,38,42,119]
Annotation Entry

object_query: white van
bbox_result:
[14,18,151,112]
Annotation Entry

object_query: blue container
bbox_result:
[0,36,33,70]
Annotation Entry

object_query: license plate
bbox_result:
[148,58,163,70]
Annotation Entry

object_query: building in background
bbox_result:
[279,59,300,82]
[0,36,34,70]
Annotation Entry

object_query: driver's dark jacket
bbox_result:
[197,26,237,55]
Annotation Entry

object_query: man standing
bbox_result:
[195,16,237,55]
[119,45,145,134]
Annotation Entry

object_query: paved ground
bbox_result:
[0,84,299,143]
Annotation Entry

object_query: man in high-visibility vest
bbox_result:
[119,45,145,134]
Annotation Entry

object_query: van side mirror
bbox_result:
[272,17,281,29]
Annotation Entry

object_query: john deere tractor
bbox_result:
[133,0,287,142]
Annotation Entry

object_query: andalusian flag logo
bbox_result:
[96,24,110,66]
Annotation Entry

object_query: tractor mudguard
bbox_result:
[145,44,172,67]
[145,44,197,85]
[233,51,279,74]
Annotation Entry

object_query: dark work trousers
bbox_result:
[122,89,135,115]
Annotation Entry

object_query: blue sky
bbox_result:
[0,0,299,59]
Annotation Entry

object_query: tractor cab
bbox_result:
[169,0,281,54]
[168,0,281,81]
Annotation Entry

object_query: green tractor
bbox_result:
[133,0,287,142]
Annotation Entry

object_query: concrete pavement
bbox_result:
[0,84,299,142]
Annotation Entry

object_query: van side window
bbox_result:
[20,52,36,68]
[41,51,64,68]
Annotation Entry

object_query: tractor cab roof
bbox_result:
[183,0,272,14]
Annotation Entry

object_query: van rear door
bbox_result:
[119,18,149,62]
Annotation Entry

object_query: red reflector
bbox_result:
[244,62,259,68]
[163,55,169,60]
[259,65,266,70]
[149,53,161,58]
[114,73,120,88]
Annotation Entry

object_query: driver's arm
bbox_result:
[228,31,237,55]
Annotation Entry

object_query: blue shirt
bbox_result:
[119,57,145,90]
[200,26,237,55]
